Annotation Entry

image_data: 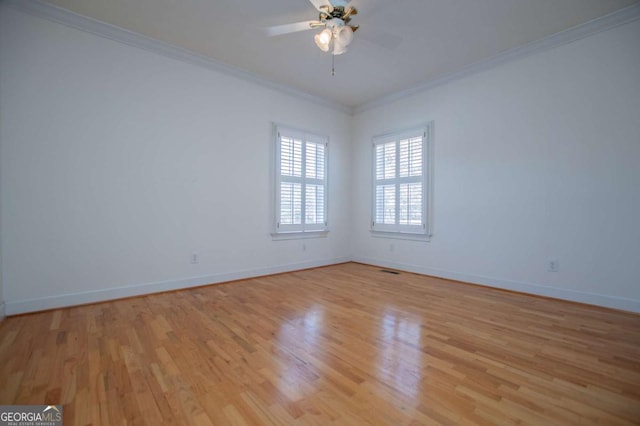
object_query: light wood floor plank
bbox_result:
[1,262,639,425]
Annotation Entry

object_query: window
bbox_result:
[274,125,328,236]
[372,125,432,238]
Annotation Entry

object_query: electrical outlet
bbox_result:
[302,243,306,252]
[548,260,559,272]
[389,243,395,252]
[191,252,199,264]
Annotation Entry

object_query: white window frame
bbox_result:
[371,123,433,240]
[272,124,329,239]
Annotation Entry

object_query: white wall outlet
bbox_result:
[302,243,306,252]
[191,252,199,264]
[390,243,395,252]
[548,260,559,272]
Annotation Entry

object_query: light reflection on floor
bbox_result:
[274,304,424,403]
[274,305,325,401]
[378,309,423,400]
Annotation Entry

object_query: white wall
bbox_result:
[0,5,352,314]
[0,7,4,321]
[0,213,3,321]
[2,5,639,316]
[351,19,640,312]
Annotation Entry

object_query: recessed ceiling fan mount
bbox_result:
[266,0,360,56]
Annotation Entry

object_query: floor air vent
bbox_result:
[380,269,400,275]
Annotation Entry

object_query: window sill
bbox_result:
[370,230,431,242]
[271,231,329,241]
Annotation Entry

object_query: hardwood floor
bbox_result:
[1,262,639,425]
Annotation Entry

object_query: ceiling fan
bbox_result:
[266,0,360,55]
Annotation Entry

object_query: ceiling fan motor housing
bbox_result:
[320,5,355,24]
[331,6,345,19]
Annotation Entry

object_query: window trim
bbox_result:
[370,123,433,241]
[272,123,329,240]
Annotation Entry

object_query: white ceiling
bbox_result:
[41,0,639,108]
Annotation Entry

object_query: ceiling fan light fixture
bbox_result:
[332,44,348,55]
[314,28,332,51]
[335,25,353,47]
[265,0,361,59]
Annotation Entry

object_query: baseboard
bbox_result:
[5,257,351,315]
[352,256,640,314]
[6,256,639,315]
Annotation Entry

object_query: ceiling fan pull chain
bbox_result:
[332,54,335,76]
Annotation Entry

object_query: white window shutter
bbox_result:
[372,126,429,235]
[275,126,328,234]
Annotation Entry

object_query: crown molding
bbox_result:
[5,0,640,116]
[354,2,640,114]
[3,0,353,115]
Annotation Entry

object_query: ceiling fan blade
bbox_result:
[265,20,320,37]
[331,0,353,7]
[308,0,332,12]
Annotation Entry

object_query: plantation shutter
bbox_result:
[375,142,397,228]
[372,128,427,235]
[275,126,328,234]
